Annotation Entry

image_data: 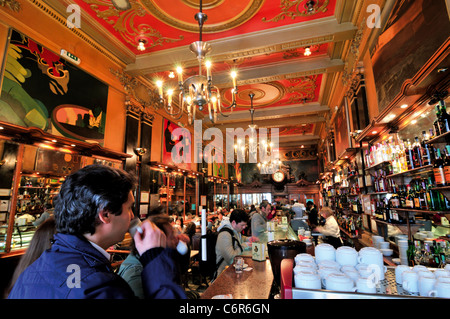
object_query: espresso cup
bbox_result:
[295,253,315,264]
[395,265,411,284]
[433,269,450,279]
[356,276,377,294]
[378,241,390,250]
[336,246,358,267]
[429,280,450,298]
[318,267,341,285]
[324,273,356,292]
[412,265,428,273]
[315,243,336,264]
[402,270,419,293]
[318,260,340,270]
[294,271,322,290]
[358,248,386,280]
[418,275,436,297]
[343,269,360,284]
[293,263,317,275]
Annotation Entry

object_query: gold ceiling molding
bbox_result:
[0,0,21,12]
[286,75,318,104]
[83,0,183,48]
[181,0,225,10]
[28,0,123,66]
[139,0,264,33]
[262,0,330,23]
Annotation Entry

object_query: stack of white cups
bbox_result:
[397,240,409,265]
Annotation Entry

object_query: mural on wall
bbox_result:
[0,29,109,145]
[162,118,191,170]
[371,0,450,113]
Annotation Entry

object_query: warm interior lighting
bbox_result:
[400,104,408,109]
[372,131,378,134]
[304,46,312,56]
[137,39,146,51]
[154,0,238,125]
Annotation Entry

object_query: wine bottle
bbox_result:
[443,146,450,185]
[405,184,415,209]
[420,131,432,166]
[434,103,442,137]
[433,148,446,187]
[405,139,415,170]
[438,99,450,134]
[413,137,423,167]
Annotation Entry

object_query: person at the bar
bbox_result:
[8,164,186,299]
[313,206,343,249]
[251,200,271,238]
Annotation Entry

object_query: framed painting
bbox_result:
[0,29,108,145]
[162,118,191,170]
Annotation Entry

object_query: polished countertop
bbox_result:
[200,256,274,299]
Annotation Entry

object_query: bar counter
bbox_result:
[200,256,273,299]
[201,222,299,299]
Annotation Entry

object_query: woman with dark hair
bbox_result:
[4,217,56,297]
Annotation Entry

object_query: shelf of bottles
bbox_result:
[362,99,450,231]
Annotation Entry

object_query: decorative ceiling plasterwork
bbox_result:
[262,0,330,22]
[0,0,21,12]
[83,0,184,49]
[140,0,265,33]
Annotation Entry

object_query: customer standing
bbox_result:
[306,201,319,228]
[313,207,343,249]
[8,164,186,299]
[251,201,271,238]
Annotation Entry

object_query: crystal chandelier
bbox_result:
[233,93,281,174]
[155,0,238,125]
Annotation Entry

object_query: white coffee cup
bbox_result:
[298,227,305,235]
[315,243,336,264]
[429,280,450,298]
[357,248,386,280]
[336,246,358,267]
[295,253,315,264]
[343,269,360,284]
[395,265,411,284]
[324,273,356,292]
[304,230,312,237]
[433,269,450,279]
[437,276,450,283]
[412,265,428,273]
[341,265,357,273]
[318,267,341,284]
[318,260,340,270]
[418,275,436,297]
[176,240,188,255]
[402,270,419,293]
[294,263,317,275]
[302,238,312,245]
[356,276,377,294]
[294,271,321,290]
[417,270,435,279]
[378,241,390,250]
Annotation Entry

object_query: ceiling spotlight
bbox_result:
[306,0,316,13]
[111,0,131,11]
[137,39,146,52]
[304,46,312,56]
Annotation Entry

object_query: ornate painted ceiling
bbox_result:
[45,0,361,150]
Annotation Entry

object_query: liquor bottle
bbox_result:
[438,99,450,134]
[433,148,446,187]
[389,183,401,208]
[443,146,450,185]
[399,185,407,208]
[405,184,415,209]
[420,131,432,166]
[412,181,422,209]
[405,139,415,170]
[407,240,416,267]
[418,179,429,210]
[412,137,423,167]
[434,103,442,137]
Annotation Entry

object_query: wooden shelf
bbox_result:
[390,207,450,214]
[386,165,433,178]
[426,131,450,144]
[364,161,391,171]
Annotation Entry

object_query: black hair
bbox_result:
[54,164,136,235]
[229,209,249,224]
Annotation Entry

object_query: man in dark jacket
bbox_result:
[8,164,186,299]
